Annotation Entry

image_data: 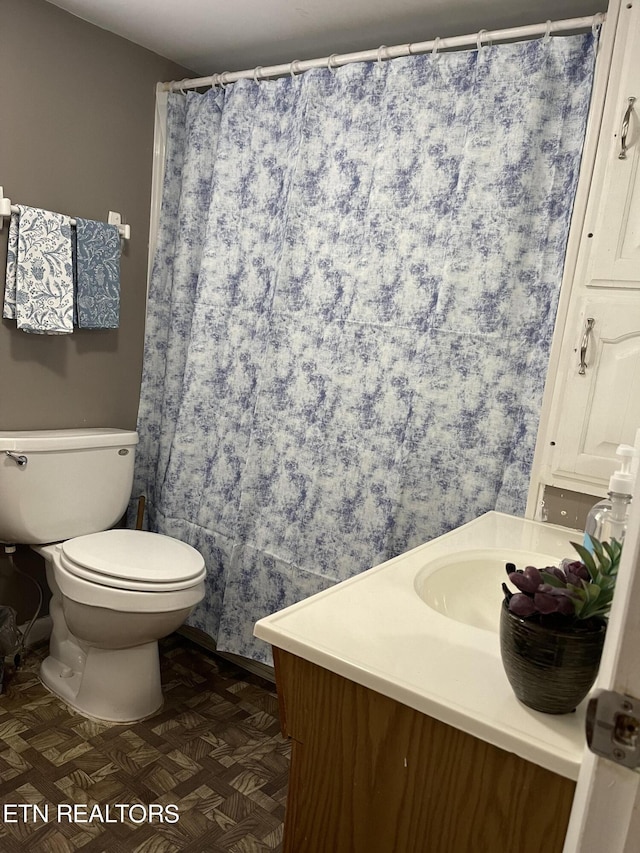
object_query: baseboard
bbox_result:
[177,626,275,683]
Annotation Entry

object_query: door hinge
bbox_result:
[586,689,640,771]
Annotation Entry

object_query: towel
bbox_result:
[3,205,74,334]
[75,218,120,329]
[3,212,19,320]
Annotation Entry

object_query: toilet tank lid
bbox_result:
[0,428,139,452]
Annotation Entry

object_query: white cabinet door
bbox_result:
[548,295,640,489]
[587,113,640,288]
[585,6,640,288]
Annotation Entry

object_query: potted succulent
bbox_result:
[500,537,621,714]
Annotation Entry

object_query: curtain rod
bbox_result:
[162,14,604,92]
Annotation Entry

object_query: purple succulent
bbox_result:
[548,567,567,583]
[502,537,622,624]
[504,559,579,619]
[508,593,537,617]
[508,565,542,594]
[533,592,559,614]
[554,594,575,616]
[563,560,590,582]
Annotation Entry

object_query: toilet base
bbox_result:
[40,641,163,723]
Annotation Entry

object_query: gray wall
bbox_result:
[0,0,193,432]
[0,0,193,626]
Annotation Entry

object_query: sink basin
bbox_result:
[414,548,562,633]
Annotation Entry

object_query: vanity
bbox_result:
[254,512,586,853]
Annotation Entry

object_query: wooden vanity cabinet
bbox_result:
[274,648,576,853]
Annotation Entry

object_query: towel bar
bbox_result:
[0,187,131,240]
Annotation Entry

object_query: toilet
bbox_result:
[0,428,206,723]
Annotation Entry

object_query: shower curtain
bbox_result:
[136,34,596,663]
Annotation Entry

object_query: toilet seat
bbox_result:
[60,529,206,593]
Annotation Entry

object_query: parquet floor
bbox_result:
[0,635,289,852]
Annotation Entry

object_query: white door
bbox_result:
[562,483,640,851]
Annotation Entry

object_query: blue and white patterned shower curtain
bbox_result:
[135,35,596,662]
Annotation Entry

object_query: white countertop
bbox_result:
[254,511,589,780]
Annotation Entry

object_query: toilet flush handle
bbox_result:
[5,451,27,467]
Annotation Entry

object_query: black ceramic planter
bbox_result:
[500,601,607,714]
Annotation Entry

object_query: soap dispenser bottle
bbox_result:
[584,444,636,551]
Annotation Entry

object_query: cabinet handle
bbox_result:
[619,97,636,160]
[578,317,595,375]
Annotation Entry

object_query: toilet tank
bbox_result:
[0,428,139,544]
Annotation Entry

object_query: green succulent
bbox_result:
[558,537,622,620]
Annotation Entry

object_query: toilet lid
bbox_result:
[60,530,206,592]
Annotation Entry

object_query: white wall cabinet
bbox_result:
[533,1,640,506]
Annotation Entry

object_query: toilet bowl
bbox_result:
[36,530,205,722]
[0,428,206,723]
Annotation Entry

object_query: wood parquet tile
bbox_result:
[0,636,289,852]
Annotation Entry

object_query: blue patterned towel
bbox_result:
[75,218,120,329]
[3,205,74,334]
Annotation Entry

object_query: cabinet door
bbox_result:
[586,8,640,288]
[587,112,640,288]
[274,649,575,853]
[549,295,640,487]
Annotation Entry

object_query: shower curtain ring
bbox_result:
[432,37,441,59]
[219,72,230,89]
[476,29,488,52]
[377,45,388,68]
[592,12,604,37]
[253,66,263,85]
[290,60,301,78]
[327,54,338,74]
[543,20,552,44]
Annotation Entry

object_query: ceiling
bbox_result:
[44,0,602,77]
